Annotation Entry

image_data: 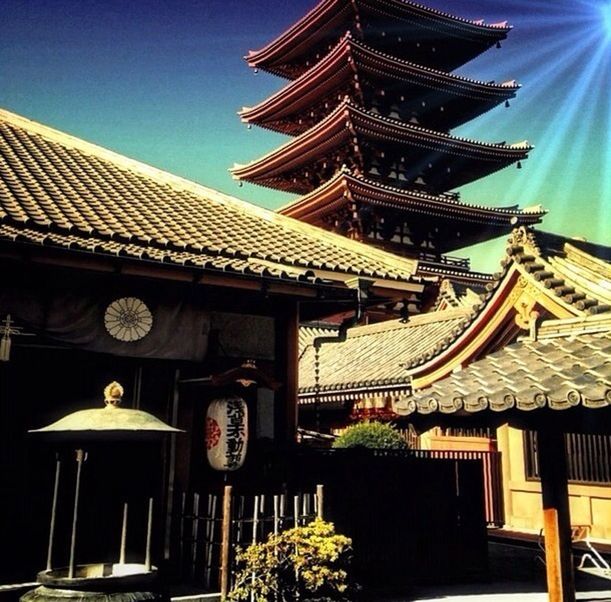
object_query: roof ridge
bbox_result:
[247,0,511,69]
[347,307,471,338]
[537,313,611,339]
[564,242,611,278]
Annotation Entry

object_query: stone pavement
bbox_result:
[383,542,611,602]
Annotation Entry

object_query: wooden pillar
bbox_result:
[537,428,575,602]
[275,303,299,444]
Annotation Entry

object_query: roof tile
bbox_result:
[0,109,418,286]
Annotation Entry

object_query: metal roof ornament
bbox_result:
[29,382,182,440]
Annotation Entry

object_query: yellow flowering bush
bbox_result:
[228,518,353,602]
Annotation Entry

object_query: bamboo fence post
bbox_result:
[179,492,186,576]
[273,495,279,535]
[203,494,212,588]
[250,496,260,602]
[293,495,300,528]
[204,493,217,589]
[316,484,324,519]
[259,495,265,539]
[220,485,233,601]
[191,493,200,578]
[280,494,286,531]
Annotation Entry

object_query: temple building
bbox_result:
[297,226,611,540]
[233,0,546,282]
[0,107,427,582]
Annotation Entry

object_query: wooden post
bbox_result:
[537,428,575,602]
[275,305,299,443]
[220,485,233,600]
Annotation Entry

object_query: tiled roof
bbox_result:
[298,227,611,402]
[232,101,532,195]
[276,169,544,251]
[299,323,338,357]
[0,109,418,286]
[299,308,471,401]
[403,230,611,371]
[400,320,611,416]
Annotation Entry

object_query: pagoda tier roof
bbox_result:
[0,108,423,291]
[277,169,545,252]
[298,227,611,404]
[246,0,511,79]
[241,36,520,136]
[231,101,532,195]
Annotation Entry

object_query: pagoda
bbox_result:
[232,0,545,278]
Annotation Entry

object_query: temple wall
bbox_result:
[497,424,611,541]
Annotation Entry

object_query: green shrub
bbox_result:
[332,421,408,450]
[229,518,353,602]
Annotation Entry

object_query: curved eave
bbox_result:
[241,37,356,132]
[232,102,532,193]
[405,230,611,389]
[279,170,545,228]
[241,36,519,135]
[246,0,511,78]
[402,329,611,418]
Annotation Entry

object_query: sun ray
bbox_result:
[506,38,609,203]
[456,32,597,144]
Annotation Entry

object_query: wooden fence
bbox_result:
[175,487,322,593]
[171,448,498,592]
[412,449,505,527]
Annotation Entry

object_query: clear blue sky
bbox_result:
[2,0,610,271]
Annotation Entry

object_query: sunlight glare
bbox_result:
[602,2,611,39]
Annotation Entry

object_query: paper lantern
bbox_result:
[206,397,248,471]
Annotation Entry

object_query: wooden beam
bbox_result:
[537,427,575,602]
[0,244,338,298]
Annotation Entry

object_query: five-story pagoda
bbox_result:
[232,0,545,277]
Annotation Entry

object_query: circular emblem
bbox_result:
[206,417,222,450]
[104,297,153,342]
